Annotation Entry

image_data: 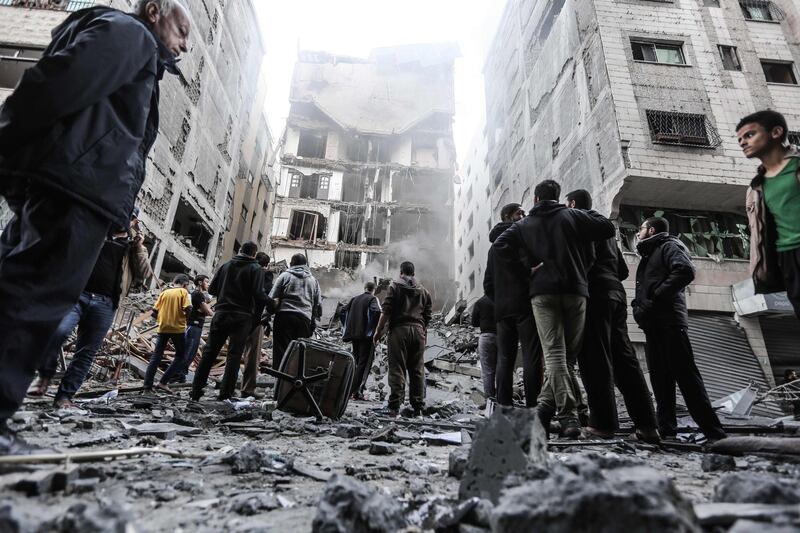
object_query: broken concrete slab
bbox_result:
[713,472,800,504]
[229,492,280,515]
[311,474,407,533]
[42,501,133,532]
[459,411,528,502]
[127,422,203,438]
[222,443,289,475]
[709,436,800,458]
[448,446,470,479]
[694,503,800,528]
[335,424,362,439]
[369,442,396,456]
[701,454,736,472]
[728,518,800,532]
[492,461,700,533]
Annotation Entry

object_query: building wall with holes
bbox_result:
[596,0,800,212]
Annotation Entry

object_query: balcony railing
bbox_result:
[0,0,96,11]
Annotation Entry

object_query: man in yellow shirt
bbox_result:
[144,274,192,392]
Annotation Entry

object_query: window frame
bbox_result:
[761,60,798,85]
[631,39,687,66]
[718,45,742,71]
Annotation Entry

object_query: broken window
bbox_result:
[469,272,475,291]
[631,41,685,65]
[645,110,722,147]
[467,214,474,230]
[761,60,797,84]
[703,0,720,6]
[468,242,474,259]
[718,45,741,71]
[0,45,42,89]
[739,0,784,21]
[170,197,212,257]
[338,211,363,245]
[288,210,326,242]
[289,172,330,200]
[618,205,749,260]
[240,204,248,222]
[297,129,327,159]
[335,250,361,269]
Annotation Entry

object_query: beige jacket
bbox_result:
[745,150,800,293]
[115,238,154,307]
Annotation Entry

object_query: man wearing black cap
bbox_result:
[29,209,154,408]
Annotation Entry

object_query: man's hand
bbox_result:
[133,232,144,246]
[530,262,544,275]
[374,327,385,342]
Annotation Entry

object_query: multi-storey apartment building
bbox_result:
[0,0,275,280]
[453,121,494,306]
[271,44,458,305]
[481,0,800,404]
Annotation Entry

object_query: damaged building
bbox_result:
[463,0,800,404]
[0,0,276,280]
[271,45,458,305]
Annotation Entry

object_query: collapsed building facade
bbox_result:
[0,0,276,280]
[456,0,800,406]
[271,45,458,305]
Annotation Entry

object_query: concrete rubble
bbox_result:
[1,310,799,532]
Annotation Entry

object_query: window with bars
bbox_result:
[718,45,741,71]
[0,0,95,10]
[631,41,686,65]
[788,131,800,146]
[761,61,797,84]
[646,110,722,148]
[739,1,785,21]
[0,45,43,89]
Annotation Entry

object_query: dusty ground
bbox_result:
[1,365,798,532]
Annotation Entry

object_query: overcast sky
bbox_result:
[253,0,507,165]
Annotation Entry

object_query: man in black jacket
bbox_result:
[632,217,726,442]
[494,180,615,438]
[0,1,189,452]
[566,190,659,443]
[191,242,267,402]
[484,203,542,407]
[241,252,274,398]
[471,294,498,406]
[342,281,382,400]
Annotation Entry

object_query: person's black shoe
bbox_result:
[561,417,582,440]
[534,405,555,439]
[372,406,399,418]
[0,424,43,456]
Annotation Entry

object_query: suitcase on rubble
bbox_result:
[273,338,355,420]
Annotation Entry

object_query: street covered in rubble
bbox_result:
[0,295,799,531]
[2,0,800,531]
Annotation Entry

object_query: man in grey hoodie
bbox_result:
[269,254,322,370]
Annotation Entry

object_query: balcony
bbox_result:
[0,0,96,11]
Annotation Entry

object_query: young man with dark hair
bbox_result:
[241,252,274,398]
[30,212,154,406]
[738,109,800,319]
[269,253,322,371]
[0,0,190,453]
[494,179,615,438]
[565,190,659,442]
[144,273,192,392]
[191,242,267,401]
[374,261,433,417]
[484,202,542,407]
[168,274,213,384]
[632,217,726,442]
[342,281,382,400]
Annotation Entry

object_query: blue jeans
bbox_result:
[169,324,203,383]
[38,292,115,402]
[144,332,187,388]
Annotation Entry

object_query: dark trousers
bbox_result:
[350,337,375,395]
[644,327,726,440]
[144,332,187,388]
[191,312,252,400]
[0,184,109,420]
[386,324,425,411]
[578,298,657,431]
[495,313,543,407]
[168,324,203,383]
[37,292,115,402]
[272,312,312,370]
[778,247,800,320]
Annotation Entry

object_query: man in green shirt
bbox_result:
[739,110,800,319]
